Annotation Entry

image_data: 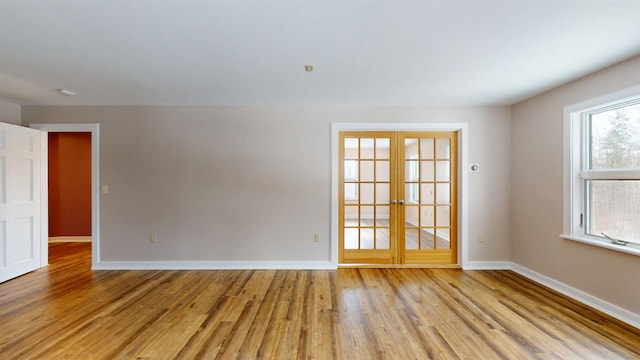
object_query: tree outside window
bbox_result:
[586,103,640,243]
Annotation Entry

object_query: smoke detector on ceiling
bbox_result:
[57,88,77,96]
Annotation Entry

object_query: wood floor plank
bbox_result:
[469,270,640,359]
[0,243,639,359]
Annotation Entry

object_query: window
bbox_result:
[563,86,640,255]
[408,154,419,203]
[344,160,358,200]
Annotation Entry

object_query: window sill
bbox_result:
[560,234,640,257]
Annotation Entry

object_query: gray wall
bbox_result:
[22,106,512,263]
[511,55,640,314]
[0,99,21,125]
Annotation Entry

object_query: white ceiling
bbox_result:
[0,0,639,106]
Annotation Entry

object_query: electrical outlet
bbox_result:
[314,233,320,242]
[478,234,485,243]
[149,234,157,243]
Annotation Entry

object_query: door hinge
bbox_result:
[579,213,583,228]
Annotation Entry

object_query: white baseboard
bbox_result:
[93,260,337,270]
[511,263,640,330]
[49,236,92,243]
[463,261,512,270]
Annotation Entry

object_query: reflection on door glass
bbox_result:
[405,228,419,249]
[360,183,374,204]
[420,229,435,249]
[344,206,358,226]
[360,206,374,223]
[436,228,451,249]
[406,156,419,181]
[376,161,390,182]
[406,183,419,203]
[361,161,374,182]
[405,138,418,158]
[344,183,358,201]
[436,206,450,226]
[420,183,434,204]
[436,138,450,159]
[405,205,418,226]
[375,206,390,226]
[420,206,434,227]
[344,228,358,249]
[376,228,390,249]
[344,138,359,159]
[420,138,434,159]
[436,183,450,204]
[435,161,450,182]
[360,228,374,249]
[421,161,434,182]
[376,138,390,159]
[360,138,375,159]
[344,160,358,181]
[376,183,389,204]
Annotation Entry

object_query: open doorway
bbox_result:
[30,123,100,269]
[48,132,92,264]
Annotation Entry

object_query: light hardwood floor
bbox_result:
[0,243,639,359]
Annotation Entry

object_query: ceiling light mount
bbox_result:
[57,88,77,96]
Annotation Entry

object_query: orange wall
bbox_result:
[48,132,91,237]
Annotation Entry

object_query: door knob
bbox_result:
[399,200,405,205]
[391,200,397,204]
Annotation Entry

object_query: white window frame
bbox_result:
[561,84,640,256]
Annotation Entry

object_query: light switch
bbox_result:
[101,185,109,194]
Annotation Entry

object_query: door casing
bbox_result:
[331,122,469,267]
[30,123,100,269]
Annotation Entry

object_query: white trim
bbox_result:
[30,123,100,269]
[511,263,640,330]
[93,260,336,270]
[462,261,511,270]
[562,84,640,252]
[580,169,640,180]
[37,130,49,268]
[564,85,640,115]
[49,236,92,243]
[331,122,469,267]
[560,234,640,257]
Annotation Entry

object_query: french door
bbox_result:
[338,131,458,265]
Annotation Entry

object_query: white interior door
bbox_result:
[0,122,43,283]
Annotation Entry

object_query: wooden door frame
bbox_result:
[331,122,469,268]
[30,123,100,269]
